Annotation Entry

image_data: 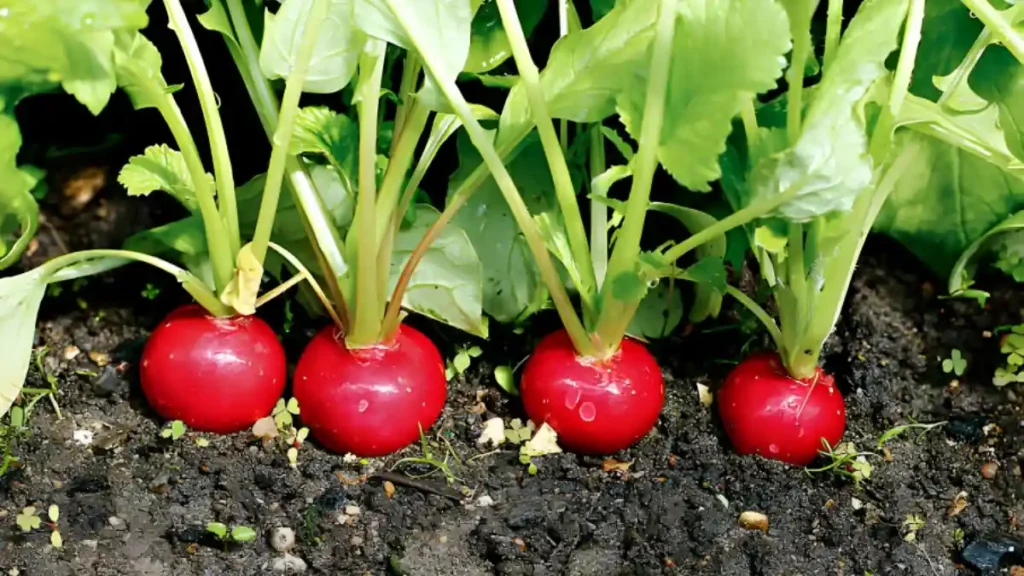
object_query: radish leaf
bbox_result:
[0,268,49,418]
[260,0,365,94]
[390,205,487,337]
[617,0,791,191]
[112,32,174,111]
[291,107,359,173]
[464,0,547,74]
[627,282,683,339]
[118,144,213,213]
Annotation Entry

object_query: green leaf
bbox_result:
[354,0,472,103]
[647,203,726,322]
[0,1,149,113]
[493,365,519,396]
[390,205,487,337]
[261,0,366,94]
[609,270,645,302]
[453,351,471,373]
[0,117,40,271]
[118,144,214,213]
[970,46,1024,162]
[910,0,983,101]
[291,106,359,173]
[464,0,547,73]
[230,526,257,543]
[682,256,727,294]
[16,507,41,533]
[499,0,657,145]
[590,0,617,21]
[627,281,684,339]
[617,0,791,191]
[449,135,551,323]
[875,132,1024,277]
[206,522,229,539]
[752,0,910,221]
[0,268,48,418]
[112,31,173,111]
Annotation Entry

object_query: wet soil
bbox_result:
[1,239,1023,576]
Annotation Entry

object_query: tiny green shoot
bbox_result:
[141,283,161,300]
[161,420,187,441]
[446,345,482,381]
[207,522,257,545]
[16,506,41,533]
[877,420,946,449]
[942,349,967,376]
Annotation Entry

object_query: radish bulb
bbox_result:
[717,352,845,466]
[520,330,665,454]
[293,324,446,457]
[140,305,287,434]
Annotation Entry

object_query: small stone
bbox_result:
[982,461,999,479]
[271,527,295,553]
[336,514,350,525]
[1010,567,1024,576]
[851,497,863,510]
[271,553,307,573]
[350,536,363,546]
[88,350,111,367]
[738,511,769,533]
[81,540,98,550]
[63,346,81,360]
[108,516,125,529]
[962,536,1024,570]
[344,505,361,516]
[475,495,495,507]
[91,366,123,398]
[149,474,170,494]
[73,430,94,446]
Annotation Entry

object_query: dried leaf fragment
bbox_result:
[696,383,713,407]
[947,491,968,517]
[602,459,633,473]
[384,481,395,499]
[251,416,279,441]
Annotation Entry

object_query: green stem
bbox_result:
[869,0,924,163]
[42,250,230,316]
[589,126,608,288]
[724,285,784,350]
[391,54,422,155]
[224,0,349,326]
[786,6,812,144]
[961,0,1024,65]
[823,0,845,73]
[162,0,240,257]
[375,103,430,247]
[250,0,329,265]
[740,97,759,150]
[937,29,992,107]
[152,97,234,294]
[592,0,677,354]
[496,0,597,302]
[787,223,806,305]
[661,184,802,265]
[347,40,387,348]
[558,0,569,150]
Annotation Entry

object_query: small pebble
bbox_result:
[81,540,98,550]
[475,495,495,507]
[108,516,124,529]
[982,461,999,479]
[851,497,863,510]
[88,350,110,367]
[350,536,363,546]
[738,511,769,533]
[63,346,81,360]
[344,505,361,516]
[271,527,295,553]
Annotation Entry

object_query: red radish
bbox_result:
[292,324,446,457]
[520,330,665,454]
[140,304,286,434]
[717,352,845,466]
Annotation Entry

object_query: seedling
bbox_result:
[161,420,187,441]
[20,347,62,420]
[253,398,309,467]
[15,507,41,533]
[446,346,483,381]
[206,522,257,547]
[902,514,925,542]
[141,284,161,300]
[504,419,535,445]
[877,420,947,449]
[805,440,876,488]
[518,422,562,476]
[392,427,462,485]
[493,366,518,396]
[994,325,1024,387]
[942,350,967,376]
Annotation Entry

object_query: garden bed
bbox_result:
[1,239,1022,575]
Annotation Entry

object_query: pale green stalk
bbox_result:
[823,0,844,72]
[496,0,598,305]
[960,0,1024,65]
[163,0,240,257]
[589,126,608,288]
[250,0,330,264]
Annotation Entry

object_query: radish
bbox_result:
[520,330,664,454]
[714,0,924,464]
[293,325,446,456]
[141,305,286,434]
[717,352,845,466]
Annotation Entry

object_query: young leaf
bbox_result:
[291,106,359,172]
[910,0,984,101]
[493,365,519,396]
[206,522,229,539]
[449,136,553,323]
[261,0,366,94]
[751,0,911,221]
[112,31,174,111]
[230,526,257,543]
[627,282,684,339]
[118,144,214,213]
[616,0,792,191]
[390,205,488,337]
[464,0,547,73]
[970,46,1024,162]
[0,267,49,418]
[647,203,726,322]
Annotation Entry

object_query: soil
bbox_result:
[1,238,1023,576]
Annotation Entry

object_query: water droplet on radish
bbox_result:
[358,400,369,413]
[406,387,412,393]
[768,443,780,454]
[578,402,596,422]
[797,428,805,438]
[565,389,582,409]
[168,354,174,360]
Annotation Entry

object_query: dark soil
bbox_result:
[2,240,1023,576]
